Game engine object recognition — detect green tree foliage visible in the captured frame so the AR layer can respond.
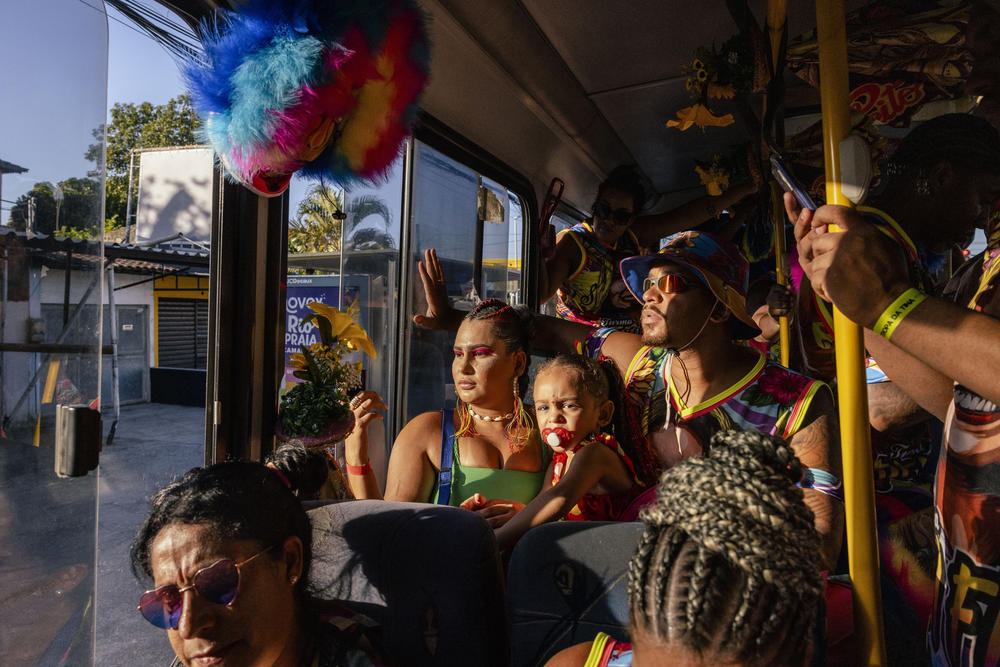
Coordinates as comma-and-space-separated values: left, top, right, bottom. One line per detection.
87, 94, 201, 229
9, 178, 101, 236
288, 184, 345, 254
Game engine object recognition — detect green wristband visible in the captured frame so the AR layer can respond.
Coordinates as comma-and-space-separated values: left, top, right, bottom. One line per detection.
873, 288, 927, 340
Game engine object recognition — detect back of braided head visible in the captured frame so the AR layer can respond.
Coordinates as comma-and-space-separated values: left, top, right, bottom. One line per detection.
627, 429, 822, 666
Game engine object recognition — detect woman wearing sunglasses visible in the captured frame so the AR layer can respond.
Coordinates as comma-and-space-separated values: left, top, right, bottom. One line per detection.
130, 461, 383, 667
538, 164, 755, 331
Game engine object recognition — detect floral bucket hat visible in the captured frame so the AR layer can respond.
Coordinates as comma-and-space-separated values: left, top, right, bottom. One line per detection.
619, 231, 760, 340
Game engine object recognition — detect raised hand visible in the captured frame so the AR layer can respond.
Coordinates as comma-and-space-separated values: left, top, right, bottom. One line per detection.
345, 390, 387, 464
412, 248, 461, 330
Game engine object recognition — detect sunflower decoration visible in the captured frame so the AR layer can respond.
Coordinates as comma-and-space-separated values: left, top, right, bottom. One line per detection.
280, 301, 376, 439
668, 34, 764, 133
693, 145, 753, 197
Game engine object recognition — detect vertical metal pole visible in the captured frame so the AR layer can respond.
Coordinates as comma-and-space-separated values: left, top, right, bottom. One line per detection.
767, 0, 791, 368
63, 249, 72, 326
106, 263, 120, 445
1, 245, 7, 432
124, 150, 136, 243
474, 175, 484, 298
816, 1, 886, 664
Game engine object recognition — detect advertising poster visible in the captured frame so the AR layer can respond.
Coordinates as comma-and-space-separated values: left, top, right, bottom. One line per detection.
283, 275, 367, 392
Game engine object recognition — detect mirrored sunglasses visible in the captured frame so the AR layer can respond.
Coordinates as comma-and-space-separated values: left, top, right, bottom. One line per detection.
592, 200, 634, 225
642, 273, 692, 294
137, 545, 277, 629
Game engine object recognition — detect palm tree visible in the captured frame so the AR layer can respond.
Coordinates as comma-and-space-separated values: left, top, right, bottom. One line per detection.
288, 184, 345, 254
344, 195, 395, 250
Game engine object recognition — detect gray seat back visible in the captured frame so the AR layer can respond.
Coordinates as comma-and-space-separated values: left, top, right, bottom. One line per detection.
506, 521, 644, 667
308, 500, 509, 667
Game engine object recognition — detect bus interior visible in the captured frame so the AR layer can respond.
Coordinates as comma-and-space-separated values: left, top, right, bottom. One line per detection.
0, 0, 991, 664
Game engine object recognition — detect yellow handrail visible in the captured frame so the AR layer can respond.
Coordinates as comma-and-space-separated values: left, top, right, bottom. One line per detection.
766, 0, 791, 368
815, 1, 887, 664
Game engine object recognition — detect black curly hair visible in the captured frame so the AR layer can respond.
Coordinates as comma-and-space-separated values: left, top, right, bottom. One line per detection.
130, 461, 312, 602
597, 165, 648, 213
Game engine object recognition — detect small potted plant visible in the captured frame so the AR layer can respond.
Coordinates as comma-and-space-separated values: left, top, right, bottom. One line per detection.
276, 301, 376, 448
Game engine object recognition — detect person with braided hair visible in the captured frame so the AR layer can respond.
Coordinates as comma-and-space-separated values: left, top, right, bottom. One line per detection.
416, 235, 843, 570
538, 165, 756, 331
546, 429, 823, 667
345, 298, 549, 525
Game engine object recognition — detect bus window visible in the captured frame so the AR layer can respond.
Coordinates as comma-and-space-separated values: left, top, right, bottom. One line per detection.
538, 210, 579, 317
401, 141, 530, 423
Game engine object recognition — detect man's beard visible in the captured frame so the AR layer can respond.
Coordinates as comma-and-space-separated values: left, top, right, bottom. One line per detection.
640, 309, 668, 346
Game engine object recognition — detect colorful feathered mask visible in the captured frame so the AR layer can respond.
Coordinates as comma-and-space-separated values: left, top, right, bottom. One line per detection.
185, 0, 430, 196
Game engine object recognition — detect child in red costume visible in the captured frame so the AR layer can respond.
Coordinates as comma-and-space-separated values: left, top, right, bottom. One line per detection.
494, 355, 642, 552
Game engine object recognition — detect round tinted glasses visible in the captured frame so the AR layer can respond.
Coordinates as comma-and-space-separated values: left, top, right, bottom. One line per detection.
137, 544, 277, 629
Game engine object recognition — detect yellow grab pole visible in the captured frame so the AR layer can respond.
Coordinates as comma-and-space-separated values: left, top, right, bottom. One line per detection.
815, 1, 886, 664
770, 183, 792, 367
766, 0, 791, 368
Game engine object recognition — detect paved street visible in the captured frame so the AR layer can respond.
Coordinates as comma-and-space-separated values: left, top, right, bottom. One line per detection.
0, 402, 204, 666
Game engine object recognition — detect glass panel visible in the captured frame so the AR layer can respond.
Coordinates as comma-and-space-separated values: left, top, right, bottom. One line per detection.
402, 142, 530, 423
0, 1, 107, 663
403, 143, 480, 421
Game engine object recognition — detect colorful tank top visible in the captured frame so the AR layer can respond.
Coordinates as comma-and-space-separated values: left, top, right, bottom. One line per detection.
929, 224, 1000, 665
555, 222, 643, 329
549, 434, 642, 522
582, 327, 831, 487
430, 416, 550, 507
584, 632, 633, 667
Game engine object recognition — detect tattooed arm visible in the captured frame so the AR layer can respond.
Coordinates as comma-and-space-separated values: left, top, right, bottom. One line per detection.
789, 387, 844, 571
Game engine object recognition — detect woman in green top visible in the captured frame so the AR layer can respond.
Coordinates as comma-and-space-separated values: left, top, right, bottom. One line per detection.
346, 269, 547, 525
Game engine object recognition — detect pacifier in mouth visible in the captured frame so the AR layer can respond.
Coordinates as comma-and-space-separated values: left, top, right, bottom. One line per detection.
542, 427, 575, 450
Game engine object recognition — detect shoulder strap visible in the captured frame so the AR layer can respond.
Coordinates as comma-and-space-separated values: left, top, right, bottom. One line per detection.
437, 409, 455, 506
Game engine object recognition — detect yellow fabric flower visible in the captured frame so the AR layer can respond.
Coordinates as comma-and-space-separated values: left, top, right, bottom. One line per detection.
306, 302, 377, 359
707, 83, 735, 99
695, 165, 730, 196
666, 104, 735, 132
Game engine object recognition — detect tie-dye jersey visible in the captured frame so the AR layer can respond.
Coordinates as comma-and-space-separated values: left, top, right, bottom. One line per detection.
582, 327, 829, 486
929, 207, 1000, 666
555, 222, 643, 328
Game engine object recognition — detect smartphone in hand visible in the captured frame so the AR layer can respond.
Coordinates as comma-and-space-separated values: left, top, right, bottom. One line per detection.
770, 155, 817, 212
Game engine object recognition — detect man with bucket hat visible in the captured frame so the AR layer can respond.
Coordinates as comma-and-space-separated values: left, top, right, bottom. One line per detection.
415, 231, 843, 568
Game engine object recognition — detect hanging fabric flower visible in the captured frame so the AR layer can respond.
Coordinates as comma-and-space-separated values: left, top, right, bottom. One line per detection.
695, 156, 730, 196
666, 104, 735, 132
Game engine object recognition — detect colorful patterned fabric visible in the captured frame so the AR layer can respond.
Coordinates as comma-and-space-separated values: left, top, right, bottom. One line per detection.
619, 231, 760, 340
787, 0, 971, 128
552, 434, 642, 522
606, 339, 827, 486
555, 222, 643, 329
584, 632, 633, 667
929, 227, 1000, 665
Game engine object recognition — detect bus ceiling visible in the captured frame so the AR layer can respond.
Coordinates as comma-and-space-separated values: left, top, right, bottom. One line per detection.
155, 0, 877, 214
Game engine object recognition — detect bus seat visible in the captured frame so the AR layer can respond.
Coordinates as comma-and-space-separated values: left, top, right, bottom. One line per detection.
507, 521, 643, 667
307, 500, 509, 667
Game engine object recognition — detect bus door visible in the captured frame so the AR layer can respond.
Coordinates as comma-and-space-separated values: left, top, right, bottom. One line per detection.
0, 1, 109, 662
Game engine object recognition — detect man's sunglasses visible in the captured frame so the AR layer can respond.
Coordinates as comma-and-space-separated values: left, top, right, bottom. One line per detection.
592, 200, 635, 226
137, 544, 278, 629
642, 273, 692, 294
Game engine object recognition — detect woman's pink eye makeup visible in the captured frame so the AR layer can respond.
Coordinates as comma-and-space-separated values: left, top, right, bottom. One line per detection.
472, 347, 493, 356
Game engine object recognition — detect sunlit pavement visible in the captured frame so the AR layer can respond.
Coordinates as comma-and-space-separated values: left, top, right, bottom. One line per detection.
96, 402, 204, 666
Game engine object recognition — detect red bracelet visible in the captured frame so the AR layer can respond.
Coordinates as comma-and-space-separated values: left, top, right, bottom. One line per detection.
346, 462, 372, 475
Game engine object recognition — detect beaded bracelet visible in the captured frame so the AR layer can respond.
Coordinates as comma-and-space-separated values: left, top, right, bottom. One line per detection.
873, 288, 927, 340
346, 462, 372, 475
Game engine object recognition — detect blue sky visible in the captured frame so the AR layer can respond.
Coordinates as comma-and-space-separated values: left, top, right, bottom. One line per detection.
1, 0, 306, 222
